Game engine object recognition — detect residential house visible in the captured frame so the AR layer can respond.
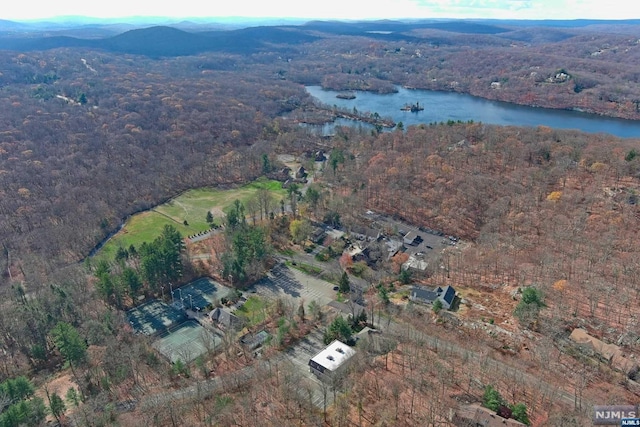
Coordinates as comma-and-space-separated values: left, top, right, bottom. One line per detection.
402, 255, 428, 272
304, 150, 327, 162
569, 328, 638, 376
352, 242, 389, 269
410, 285, 456, 310
309, 340, 356, 382
385, 238, 403, 259
240, 330, 270, 351
295, 166, 307, 179
451, 404, 527, 427
350, 225, 381, 242
328, 300, 366, 320
410, 287, 438, 305
403, 230, 421, 246
209, 307, 242, 331
311, 226, 327, 244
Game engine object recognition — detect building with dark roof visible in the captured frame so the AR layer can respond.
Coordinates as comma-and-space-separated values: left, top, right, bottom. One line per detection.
240, 330, 270, 351
403, 230, 420, 245
327, 300, 365, 319
410, 285, 456, 310
209, 307, 242, 331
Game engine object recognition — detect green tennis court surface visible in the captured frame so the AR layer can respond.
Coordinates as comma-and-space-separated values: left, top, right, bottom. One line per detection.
153, 320, 222, 363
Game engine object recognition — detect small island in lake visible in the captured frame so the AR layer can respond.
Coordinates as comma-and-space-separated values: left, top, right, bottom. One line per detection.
401, 101, 424, 112
336, 92, 356, 100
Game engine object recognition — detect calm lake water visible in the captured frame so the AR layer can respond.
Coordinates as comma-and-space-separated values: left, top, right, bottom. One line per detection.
305, 86, 640, 138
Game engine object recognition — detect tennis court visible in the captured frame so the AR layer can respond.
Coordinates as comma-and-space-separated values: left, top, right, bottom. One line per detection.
172, 277, 233, 311
153, 320, 222, 363
127, 300, 187, 336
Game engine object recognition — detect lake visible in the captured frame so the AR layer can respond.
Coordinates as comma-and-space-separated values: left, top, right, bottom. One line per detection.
305, 86, 640, 138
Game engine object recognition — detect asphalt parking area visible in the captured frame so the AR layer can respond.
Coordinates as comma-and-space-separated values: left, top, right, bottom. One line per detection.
283, 328, 334, 409
251, 263, 336, 306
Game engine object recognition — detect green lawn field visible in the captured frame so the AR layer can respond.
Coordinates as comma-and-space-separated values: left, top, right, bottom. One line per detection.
235, 295, 270, 327
97, 178, 286, 259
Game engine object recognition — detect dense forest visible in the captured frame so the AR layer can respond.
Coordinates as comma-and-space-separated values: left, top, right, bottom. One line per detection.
324, 122, 640, 342
0, 18, 640, 427
3, 20, 640, 284
0, 49, 315, 284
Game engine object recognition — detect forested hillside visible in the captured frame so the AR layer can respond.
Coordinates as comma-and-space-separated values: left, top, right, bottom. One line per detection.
323, 122, 640, 348
0, 49, 313, 283
0, 19, 640, 427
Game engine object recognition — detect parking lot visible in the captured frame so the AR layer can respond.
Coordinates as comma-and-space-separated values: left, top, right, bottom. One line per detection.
250, 263, 336, 307
241, 261, 350, 409
367, 212, 454, 259
282, 328, 334, 409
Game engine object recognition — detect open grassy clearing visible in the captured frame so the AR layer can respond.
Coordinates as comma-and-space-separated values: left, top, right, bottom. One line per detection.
235, 295, 270, 327
285, 260, 322, 276
98, 211, 196, 259
97, 179, 285, 259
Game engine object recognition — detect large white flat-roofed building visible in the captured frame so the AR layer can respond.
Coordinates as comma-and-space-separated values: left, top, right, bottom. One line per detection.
309, 340, 356, 381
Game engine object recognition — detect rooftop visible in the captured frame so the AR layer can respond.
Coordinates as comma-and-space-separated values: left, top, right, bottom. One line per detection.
438, 285, 456, 305
240, 330, 270, 350
403, 255, 428, 271
404, 230, 419, 241
454, 404, 526, 427
310, 340, 356, 372
411, 286, 438, 302
327, 301, 366, 318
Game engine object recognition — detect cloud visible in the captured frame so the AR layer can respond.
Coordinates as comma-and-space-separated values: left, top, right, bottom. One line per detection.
409, 0, 634, 19
3, 0, 637, 21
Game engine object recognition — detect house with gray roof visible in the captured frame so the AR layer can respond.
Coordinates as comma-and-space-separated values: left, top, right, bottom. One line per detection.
240, 330, 270, 351
410, 285, 456, 310
209, 307, 242, 331
403, 230, 420, 246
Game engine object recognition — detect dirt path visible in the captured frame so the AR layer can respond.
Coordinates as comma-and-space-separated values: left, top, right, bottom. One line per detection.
151, 208, 189, 227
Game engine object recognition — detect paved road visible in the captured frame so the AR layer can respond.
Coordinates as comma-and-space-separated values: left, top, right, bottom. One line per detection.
187, 228, 220, 243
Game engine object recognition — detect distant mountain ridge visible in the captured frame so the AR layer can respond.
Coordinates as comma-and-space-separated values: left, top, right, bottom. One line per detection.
2, 18, 640, 57
0, 20, 512, 57
0, 25, 320, 56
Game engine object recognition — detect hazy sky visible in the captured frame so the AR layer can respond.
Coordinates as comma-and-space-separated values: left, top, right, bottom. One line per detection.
3, 0, 638, 21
